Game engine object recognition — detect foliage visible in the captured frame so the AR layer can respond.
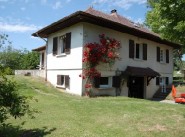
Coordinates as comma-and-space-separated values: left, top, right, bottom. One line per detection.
145, 0, 185, 70
0, 34, 39, 70
145, 0, 185, 51
19, 50, 39, 70
0, 65, 13, 75
0, 34, 35, 124
0, 71, 33, 124
79, 34, 121, 94
0, 34, 11, 49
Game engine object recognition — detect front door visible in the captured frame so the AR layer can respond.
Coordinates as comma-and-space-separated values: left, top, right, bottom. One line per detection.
128, 76, 144, 99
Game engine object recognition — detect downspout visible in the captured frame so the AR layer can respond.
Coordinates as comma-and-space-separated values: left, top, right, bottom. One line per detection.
36, 33, 48, 81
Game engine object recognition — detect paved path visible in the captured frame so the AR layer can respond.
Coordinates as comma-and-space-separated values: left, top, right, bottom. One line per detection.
159, 100, 176, 104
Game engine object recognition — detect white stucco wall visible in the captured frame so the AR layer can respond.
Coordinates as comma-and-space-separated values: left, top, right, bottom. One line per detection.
83, 22, 174, 98
45, 22, 174, 98
46, 23, 84, 95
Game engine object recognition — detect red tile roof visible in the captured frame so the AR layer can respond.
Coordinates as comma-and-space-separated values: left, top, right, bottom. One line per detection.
85, 7, 159, 37
32, 45, 46, 51
32, 7, 181, 49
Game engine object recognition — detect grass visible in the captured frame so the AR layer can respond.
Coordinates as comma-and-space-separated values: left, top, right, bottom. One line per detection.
1, 76, 185, 137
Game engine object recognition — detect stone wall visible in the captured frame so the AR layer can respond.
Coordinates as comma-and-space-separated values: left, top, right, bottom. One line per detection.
15, 70, 46, 78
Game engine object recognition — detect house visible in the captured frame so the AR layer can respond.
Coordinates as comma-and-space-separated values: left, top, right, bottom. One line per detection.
32, 45, 46, 70
32, 7, 181, 99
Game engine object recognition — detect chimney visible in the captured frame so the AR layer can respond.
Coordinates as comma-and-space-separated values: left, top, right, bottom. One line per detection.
111, 9, 117, 14
111, 9, 117, 16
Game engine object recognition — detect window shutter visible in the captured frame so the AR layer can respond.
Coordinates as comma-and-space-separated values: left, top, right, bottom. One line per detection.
57, 75, 61, 85
65, 32, 71, 53
156, 77, 159, 85
65, 75, 70, 88
129, 40, 134, 59
112, 76, 121, 88
143, 43, 147, 60
93, 77, 100, 88
157, 47, 160, 62
166, 49, 169, 63
166, 77, 169, 85
53, 37, 58, 55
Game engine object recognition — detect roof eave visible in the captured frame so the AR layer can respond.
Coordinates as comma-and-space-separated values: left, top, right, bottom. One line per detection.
32, 11, 182, 49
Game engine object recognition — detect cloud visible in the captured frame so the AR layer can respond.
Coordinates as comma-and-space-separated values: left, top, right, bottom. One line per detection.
0, 22, 40, 33
41, 0, 47, 4
20, 7, 26, 11
52, 1, 62, 9
92, 0, 147, 10
66, 0, 71, 3
134, 18, 144, 24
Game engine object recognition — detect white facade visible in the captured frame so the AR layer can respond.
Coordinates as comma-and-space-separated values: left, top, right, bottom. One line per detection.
44, 22, 174, 98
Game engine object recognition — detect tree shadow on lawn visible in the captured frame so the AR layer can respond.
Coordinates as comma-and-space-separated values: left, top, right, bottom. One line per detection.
0, 123, 56, 137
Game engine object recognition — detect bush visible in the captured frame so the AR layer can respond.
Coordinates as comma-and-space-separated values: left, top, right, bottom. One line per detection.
0, 75, 32, 124
3, 67, 14, 75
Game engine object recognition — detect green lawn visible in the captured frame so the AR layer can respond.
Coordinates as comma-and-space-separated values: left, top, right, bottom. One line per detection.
1, 76, 185, 137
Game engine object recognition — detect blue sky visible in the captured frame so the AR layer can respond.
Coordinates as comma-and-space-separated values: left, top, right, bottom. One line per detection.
0, 0, 148, 51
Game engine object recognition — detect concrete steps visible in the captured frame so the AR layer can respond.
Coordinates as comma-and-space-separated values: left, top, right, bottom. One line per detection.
153, 87, 171, 99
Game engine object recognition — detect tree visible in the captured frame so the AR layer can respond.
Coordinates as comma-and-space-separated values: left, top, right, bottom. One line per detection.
0, 34, 34, 124
20, 50, 39, 70
145, 0, 185, 70
0, 34, 39, 71
0, 69, 31, 124
146, 0, 185, 49
0, 46, 22, 70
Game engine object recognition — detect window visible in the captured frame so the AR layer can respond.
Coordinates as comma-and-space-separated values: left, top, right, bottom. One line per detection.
100, 77, 111, 88
135, 43, 143, 59
156, 77, 169, 85
129, 40, 147, 60
156, 47, 169, 63
93, 76, 121, 88
59, 35, 66, 54
57, 75, 70, 89
41, 52, 44, 67
160, 50, 164, 62
53, 32, 71, 56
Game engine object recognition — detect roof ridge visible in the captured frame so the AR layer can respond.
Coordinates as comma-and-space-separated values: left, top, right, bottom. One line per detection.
84, 7, 159, 37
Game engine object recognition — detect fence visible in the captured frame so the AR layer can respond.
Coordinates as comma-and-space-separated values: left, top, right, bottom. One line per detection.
15, 70, 46, 78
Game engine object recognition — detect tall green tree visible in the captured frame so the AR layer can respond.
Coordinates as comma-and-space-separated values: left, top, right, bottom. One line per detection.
20, 50, 39, 70
0, 34, 39, 70
146, 0, 185, 49
145, 0, 185, 70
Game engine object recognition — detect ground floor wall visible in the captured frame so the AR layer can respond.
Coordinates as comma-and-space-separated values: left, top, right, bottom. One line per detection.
47, 69, 83, 96
88, 71, 173, 99
45, 69, 172, 99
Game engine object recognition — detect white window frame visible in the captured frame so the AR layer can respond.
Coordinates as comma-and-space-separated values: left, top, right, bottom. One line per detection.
99, 76, 112, 88
57, 75, 69, 89
135, 43, 143, 60
160, 49, 165, 63
57, 75, 65, 88
56, 35, 67, 57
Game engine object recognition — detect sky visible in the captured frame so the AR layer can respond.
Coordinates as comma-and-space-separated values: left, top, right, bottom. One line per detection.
0, 0, 148, 51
